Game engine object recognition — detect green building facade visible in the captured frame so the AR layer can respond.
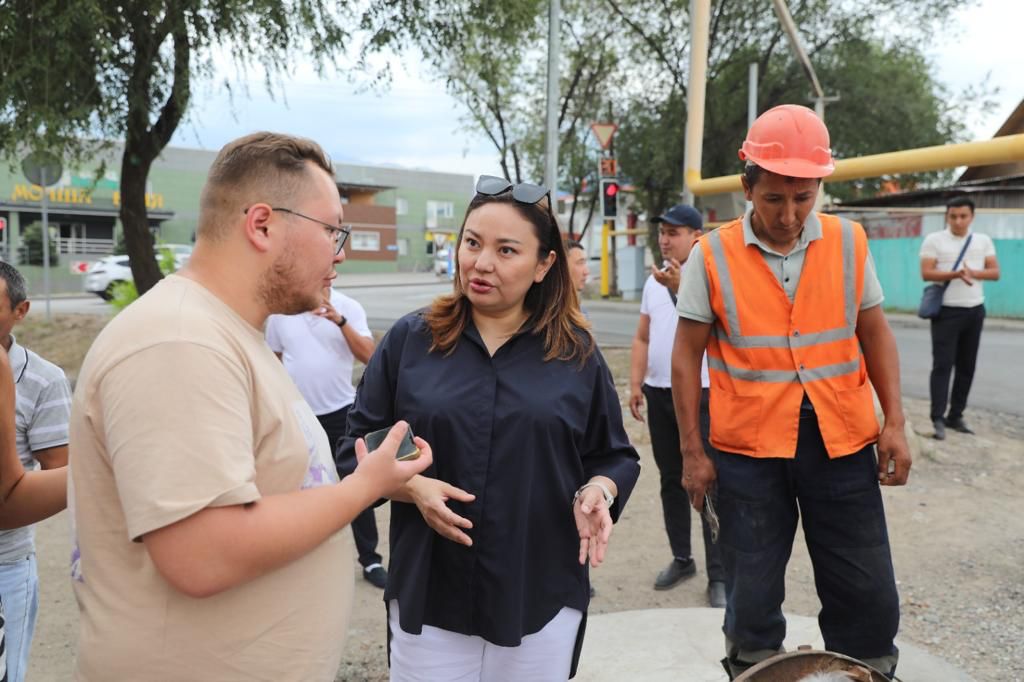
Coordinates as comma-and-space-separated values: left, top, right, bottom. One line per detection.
0, 145, 473, 292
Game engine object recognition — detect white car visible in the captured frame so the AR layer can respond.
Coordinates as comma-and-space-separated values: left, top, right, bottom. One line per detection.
85, 244, 192, 300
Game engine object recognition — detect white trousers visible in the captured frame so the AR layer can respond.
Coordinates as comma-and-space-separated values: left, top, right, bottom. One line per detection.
388, 600, 583, 682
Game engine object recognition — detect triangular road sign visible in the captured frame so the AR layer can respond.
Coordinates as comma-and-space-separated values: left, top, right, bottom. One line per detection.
590, 122, 619, 150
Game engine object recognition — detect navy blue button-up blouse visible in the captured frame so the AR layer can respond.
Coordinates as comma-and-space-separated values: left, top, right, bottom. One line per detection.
337, 311, 640, 648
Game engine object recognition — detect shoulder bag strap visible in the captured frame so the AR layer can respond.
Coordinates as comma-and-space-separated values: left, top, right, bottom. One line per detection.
942, 234, 973, 290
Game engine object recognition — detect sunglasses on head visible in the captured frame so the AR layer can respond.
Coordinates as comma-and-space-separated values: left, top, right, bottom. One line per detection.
475, 175, 550, 205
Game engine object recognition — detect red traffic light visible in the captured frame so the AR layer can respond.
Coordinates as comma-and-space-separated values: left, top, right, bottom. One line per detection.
604, 182, 619, 197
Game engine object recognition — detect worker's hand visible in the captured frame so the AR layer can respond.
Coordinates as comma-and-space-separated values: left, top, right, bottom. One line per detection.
877, 421, 912, 486
352, 422, 433, 500
651, 258, 681, 297
629, 387, 645, 422
573, 486, 613, 568
957, 267, 975, 286
407, 476, 476, 546
681, 442, 717, 512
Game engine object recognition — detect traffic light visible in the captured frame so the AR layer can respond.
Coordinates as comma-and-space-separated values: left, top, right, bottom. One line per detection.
601, 179, 620, 219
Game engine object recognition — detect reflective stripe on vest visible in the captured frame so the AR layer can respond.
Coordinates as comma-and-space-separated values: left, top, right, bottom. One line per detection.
702, 213, 879, 459
706, 217, 857, 378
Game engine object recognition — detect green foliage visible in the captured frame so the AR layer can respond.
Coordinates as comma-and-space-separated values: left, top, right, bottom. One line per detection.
113, 231, 128, 256
0, 0, 354, 294
378, 0, 992, 244
16, 223, 60, 267
610, 0, 990, 214
108, 280, 139, 312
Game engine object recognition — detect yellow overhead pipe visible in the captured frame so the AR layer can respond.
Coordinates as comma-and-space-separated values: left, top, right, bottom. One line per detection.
682, 0, 1024, 199
685, 134, 1024, 197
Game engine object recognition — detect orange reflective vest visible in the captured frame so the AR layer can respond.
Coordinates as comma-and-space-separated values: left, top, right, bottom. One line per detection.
702, 213, 879, 459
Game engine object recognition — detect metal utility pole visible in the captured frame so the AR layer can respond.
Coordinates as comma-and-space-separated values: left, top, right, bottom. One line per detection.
748, 63, 759, 129
544, 0, 561, 196
21, 152, 63, 321
682, 0, 711, 205
770, 0, 839, 120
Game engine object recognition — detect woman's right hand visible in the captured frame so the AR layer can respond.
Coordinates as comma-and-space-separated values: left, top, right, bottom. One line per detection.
408, 477, 476, 546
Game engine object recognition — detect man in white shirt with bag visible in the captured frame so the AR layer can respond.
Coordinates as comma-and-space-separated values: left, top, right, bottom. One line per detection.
919, 197, 1000, 440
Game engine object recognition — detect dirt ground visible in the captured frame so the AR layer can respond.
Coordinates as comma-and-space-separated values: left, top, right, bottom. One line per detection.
19, 319, 1024, 681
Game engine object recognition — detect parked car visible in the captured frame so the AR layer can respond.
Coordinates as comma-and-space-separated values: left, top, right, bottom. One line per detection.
85, 244, 192, 300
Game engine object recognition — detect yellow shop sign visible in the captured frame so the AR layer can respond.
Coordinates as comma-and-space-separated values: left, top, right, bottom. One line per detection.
10, 184, 165, 210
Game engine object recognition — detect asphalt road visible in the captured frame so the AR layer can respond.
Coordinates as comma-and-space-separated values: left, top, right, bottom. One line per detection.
38, 285, 1023, 417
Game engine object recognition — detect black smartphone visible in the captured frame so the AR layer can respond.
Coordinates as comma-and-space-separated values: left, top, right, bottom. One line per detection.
363, 425, 420, 461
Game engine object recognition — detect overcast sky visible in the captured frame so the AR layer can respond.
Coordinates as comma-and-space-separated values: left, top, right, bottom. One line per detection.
170, 0, 1022, 182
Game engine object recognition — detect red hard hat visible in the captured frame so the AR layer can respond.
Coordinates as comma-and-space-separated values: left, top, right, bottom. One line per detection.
739, 104, 835, 178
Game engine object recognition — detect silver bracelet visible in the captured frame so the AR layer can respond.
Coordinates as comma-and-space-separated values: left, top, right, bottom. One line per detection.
573, 482, 614, 509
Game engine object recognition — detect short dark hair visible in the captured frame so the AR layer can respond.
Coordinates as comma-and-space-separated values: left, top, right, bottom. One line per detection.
946, 196, 975, 214
565, 239, 584, 251
0, 262, 27, 308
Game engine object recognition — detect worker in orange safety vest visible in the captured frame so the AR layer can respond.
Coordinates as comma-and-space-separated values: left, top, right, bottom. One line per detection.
670, 104, 911, 680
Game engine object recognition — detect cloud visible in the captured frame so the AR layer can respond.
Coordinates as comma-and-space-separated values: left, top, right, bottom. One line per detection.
926, 0, 1022, 138
172, 54, 505, 178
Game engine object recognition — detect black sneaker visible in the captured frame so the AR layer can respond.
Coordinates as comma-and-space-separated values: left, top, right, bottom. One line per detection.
363, 565, 387, 589
654, 557, 697, 590
946, 417, 974, 434
932, 419, 946, 441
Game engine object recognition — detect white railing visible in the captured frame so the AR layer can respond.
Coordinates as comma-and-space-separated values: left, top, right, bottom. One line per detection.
57, 237, 115, 256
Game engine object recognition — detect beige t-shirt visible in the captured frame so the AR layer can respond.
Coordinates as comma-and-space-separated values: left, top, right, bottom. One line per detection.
69, 275, 352, 681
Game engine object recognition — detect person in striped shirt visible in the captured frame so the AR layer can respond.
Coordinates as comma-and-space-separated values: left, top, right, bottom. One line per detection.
0, 263, 71, 682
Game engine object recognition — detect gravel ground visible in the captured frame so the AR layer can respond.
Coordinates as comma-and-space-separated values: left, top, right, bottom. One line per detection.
27, 347, 1024, 681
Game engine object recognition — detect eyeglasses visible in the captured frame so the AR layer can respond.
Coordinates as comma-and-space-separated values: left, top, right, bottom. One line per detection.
244, 206, 350, 255
475, 175, 550, 205
273, 207, 350, 255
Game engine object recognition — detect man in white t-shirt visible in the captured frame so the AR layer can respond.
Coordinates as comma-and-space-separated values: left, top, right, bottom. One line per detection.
628, 204, 724, 607
919, 197, 1000, 440
266, 286, 388, 588
68, 132, 431, 680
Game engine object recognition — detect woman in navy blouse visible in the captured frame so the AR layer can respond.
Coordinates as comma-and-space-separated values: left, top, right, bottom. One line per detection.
339, 176, 640, 680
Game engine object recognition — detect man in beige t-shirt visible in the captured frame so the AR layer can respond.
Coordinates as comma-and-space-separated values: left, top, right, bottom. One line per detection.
69, 132, 432, 681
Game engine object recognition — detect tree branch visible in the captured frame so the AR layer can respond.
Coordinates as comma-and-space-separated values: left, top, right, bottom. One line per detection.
604, 0, 685, 92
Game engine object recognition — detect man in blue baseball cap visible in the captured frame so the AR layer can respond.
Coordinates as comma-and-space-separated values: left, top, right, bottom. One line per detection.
629, 204, 725, 605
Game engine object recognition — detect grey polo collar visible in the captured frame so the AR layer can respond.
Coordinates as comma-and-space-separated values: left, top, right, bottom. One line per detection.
7, 334, 29, 383
742, 208, 823, 255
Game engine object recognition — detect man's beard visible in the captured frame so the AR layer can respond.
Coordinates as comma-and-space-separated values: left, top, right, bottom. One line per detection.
257, 244, 319, 316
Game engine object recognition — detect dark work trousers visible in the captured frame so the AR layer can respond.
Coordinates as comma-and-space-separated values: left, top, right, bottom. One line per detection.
929, 304, 986, 422
318, 405, 383, 569
716, 408, 900, 674
643, 385, 725, 582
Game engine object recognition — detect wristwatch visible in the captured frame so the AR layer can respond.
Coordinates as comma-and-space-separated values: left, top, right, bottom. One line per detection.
336, 316, 348, 329
573, 482, 615, 509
